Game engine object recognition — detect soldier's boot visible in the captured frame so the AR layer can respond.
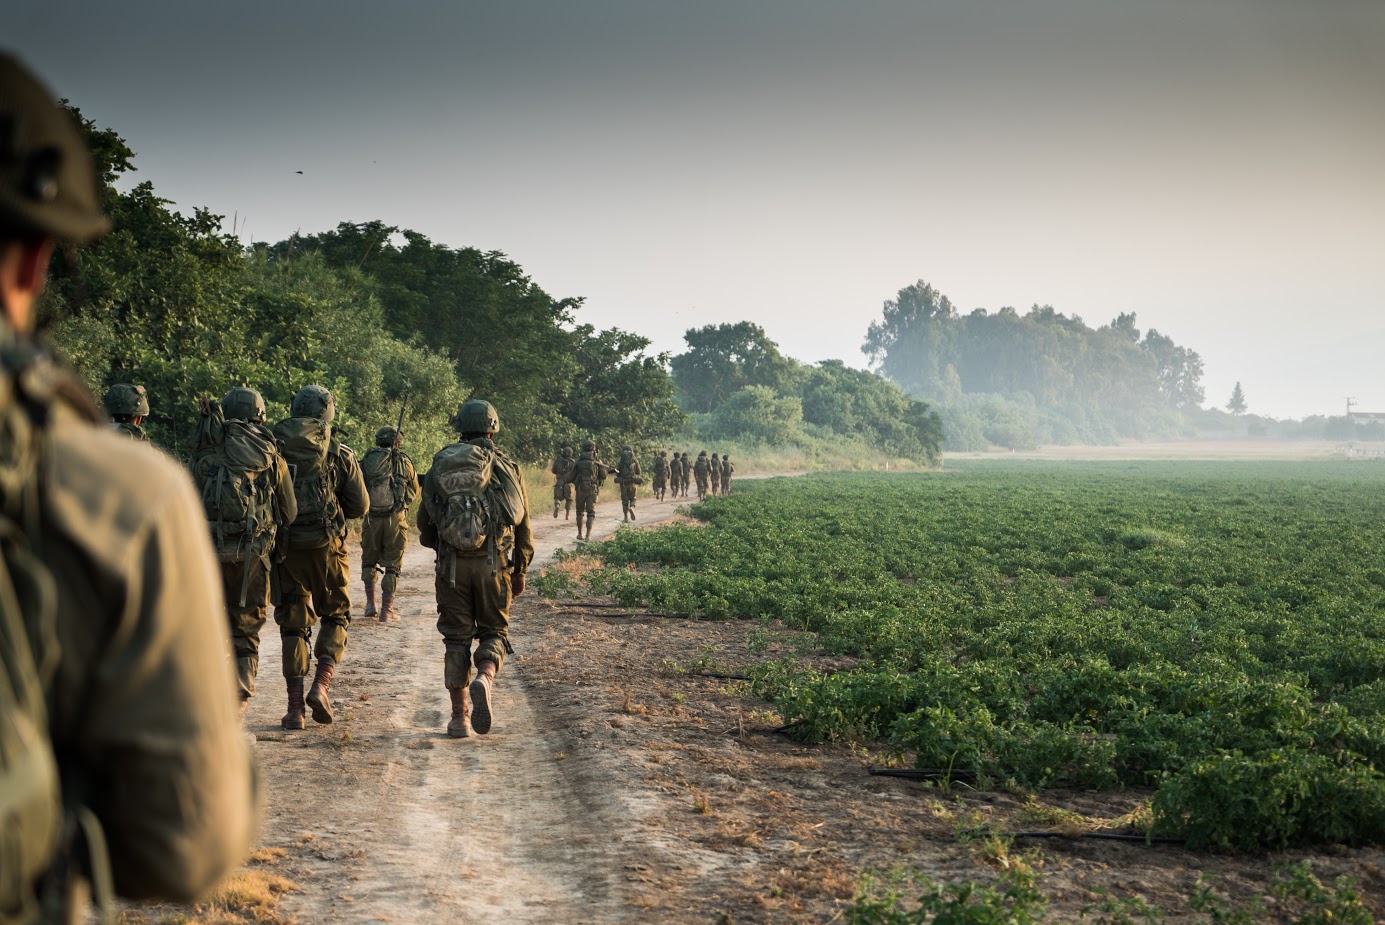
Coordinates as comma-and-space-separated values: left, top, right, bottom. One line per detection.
237, 697, 250, 723
629, 503, 636, 520
565, 502, 572, 520
363, 583, 378, 619
622, 502, 629, 522
586, 513, 595, 539
380, 593, 399, 622
553, 500, 560, 518
306, 657, 337, 725
469, 660, 498, 734
281, 678, 306, 730
446, 687, 472, 738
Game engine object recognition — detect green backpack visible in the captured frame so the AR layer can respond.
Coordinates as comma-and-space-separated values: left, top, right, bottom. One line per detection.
190, 405, 279, 567
427, 442, 525, 576
274, 417, 341, 549
361, 447, 411, 515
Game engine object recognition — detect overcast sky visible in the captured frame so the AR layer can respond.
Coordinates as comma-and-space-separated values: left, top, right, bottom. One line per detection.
12, 0, 1384, 419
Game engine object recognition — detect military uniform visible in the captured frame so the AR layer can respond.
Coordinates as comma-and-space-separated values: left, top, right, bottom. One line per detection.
189, 387, 297, 711
272, 385, 369, 729
0, 54, 256, 918
550, 446, 575, 518
417, 400, 534, 738
709, 451, 722, 495
103, 383, 151, 443
693, 450, 711, 500
680, 451, 692, 496
652, 451, 669, 501
721, 454, 735, 494
615, 446, 642, 521
360, 426, 420, 622
564, 442, 608, 540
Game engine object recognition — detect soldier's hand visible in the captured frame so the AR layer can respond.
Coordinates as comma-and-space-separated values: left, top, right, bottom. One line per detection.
510, 571, 526, 597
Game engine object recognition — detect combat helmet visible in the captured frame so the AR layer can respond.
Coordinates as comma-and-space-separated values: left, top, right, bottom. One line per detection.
0, 55, 111, 243
375, 425, 398, 447
581, 440, 596, 453
103, 383, 149, 417
453, 399, 499, 435
221, 386, 265, 422
291, 384, 335, 422
562, 445, 573, 457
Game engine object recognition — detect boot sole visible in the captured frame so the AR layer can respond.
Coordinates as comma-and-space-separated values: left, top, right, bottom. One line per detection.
447, 721, 472, 738
307, 690, 334, 724
282, 716, 305, 730
469, 678, 493, 734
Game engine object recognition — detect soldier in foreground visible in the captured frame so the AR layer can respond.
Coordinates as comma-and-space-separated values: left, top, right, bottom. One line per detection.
615, 444, 642, 521
273, 385, 369, 729
103, 382, 151, 441
550, 444, 575, 518
190, 387, 297, 721
0, 53, 256, 919
721, 453, 735, 494
652, 449, 669, 501
566, 439, 608, 540
417, 400, 533, 737
360, 425, 419, 622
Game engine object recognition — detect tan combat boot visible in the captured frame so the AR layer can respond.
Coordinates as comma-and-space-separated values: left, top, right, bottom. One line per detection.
306, 657, 336, 724
447, 687, 472, 738
380, 593, 399, 622
586, 513, 595, 539
363, 583, 377, 619
469, 660, 498, 734
281, 678, 306, 730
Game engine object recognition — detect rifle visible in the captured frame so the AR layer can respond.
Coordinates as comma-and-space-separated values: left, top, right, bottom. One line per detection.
389, 392, 408, 511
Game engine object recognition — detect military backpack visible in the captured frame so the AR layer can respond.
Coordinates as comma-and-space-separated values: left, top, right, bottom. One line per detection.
190, 403, 280, 566
274, 417, 342, 548
361, 447, 414, 515
427, 441, 526, 572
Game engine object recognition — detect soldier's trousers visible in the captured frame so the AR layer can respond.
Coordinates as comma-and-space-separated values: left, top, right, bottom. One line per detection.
222, 555, 270, 701
575, 487, 600, 517
620, 482, 637, 510
362, 510, 408, 594
435, 552, 511, 689
652, 474, 666, 496
722, 475, 733, 493
695, 476, 709, 498
275, 535, 352, 678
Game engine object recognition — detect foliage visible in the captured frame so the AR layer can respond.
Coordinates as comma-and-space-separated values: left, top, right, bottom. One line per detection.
571, 461, 1385, 848
848, 869, 1046, 925
1226, 382, 1248, 415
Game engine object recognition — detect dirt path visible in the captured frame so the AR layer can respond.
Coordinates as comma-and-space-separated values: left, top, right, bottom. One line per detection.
244, 492, 686, 924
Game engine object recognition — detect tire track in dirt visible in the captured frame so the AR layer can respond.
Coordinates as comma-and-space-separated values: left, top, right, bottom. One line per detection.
245, 493, 688, 924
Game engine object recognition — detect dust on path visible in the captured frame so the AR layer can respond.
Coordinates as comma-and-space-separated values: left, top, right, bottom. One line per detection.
245, 492, 687, 924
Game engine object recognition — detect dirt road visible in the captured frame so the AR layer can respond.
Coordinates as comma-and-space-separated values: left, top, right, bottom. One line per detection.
244, 493, 681, 924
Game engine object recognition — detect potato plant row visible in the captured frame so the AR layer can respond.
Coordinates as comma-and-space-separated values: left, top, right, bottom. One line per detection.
581, 461, 1385, 849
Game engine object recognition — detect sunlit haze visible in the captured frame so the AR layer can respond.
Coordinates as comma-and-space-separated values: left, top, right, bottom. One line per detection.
13, 0, 1383, 419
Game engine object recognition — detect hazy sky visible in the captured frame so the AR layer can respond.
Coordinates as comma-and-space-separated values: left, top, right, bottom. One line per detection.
13, 1, 1384, 419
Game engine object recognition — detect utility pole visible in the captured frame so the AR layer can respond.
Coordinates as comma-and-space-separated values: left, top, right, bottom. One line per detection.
1346, 397, 1357, 416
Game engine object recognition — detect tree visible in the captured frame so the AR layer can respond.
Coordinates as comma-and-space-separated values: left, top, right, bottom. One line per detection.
1227, 382, 1248, 415
670, 322, 798, 414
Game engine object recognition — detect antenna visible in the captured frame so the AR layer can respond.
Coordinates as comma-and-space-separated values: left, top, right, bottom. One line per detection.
1346, 396, 1357, 416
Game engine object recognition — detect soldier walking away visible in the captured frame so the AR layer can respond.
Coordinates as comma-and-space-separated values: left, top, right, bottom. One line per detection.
360, 424, 419, 623
652, 449, 669, 501
565, 440, 608, 539
103, 382, 151, 442
680, 450, 692, 496
0, 53, 256, 920
550, 444, 575, 518
709, 450, 722, 496
693, 450, 711, 500
272, 384, 369, 729
190, 387, 297, 725
417, 399, 533, 738
667, 452, 680, 498
721, 453, 735, 494
615, 444, 642, 521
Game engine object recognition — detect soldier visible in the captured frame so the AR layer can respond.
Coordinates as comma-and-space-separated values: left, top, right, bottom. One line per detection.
680, 450, 692, 496
103, 382, 151, 441
667, 451, 680, 498
693, 450, 711, 500
615, 444, 642, 521
360, 425, 420, 623
565, 439, 608, 540
652, 449, 670, 501
550, 444, 575, 518
709, 449, 722, 496
272, 384, 369, 729
417, 399, 533, 737
190, 386, 297, 723
0, 54, 255, 917
722, 453, 735, 494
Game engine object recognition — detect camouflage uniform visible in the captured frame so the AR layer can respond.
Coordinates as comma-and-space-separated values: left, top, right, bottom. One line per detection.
652, 450, 669, 501
360, 425, 420, 622
680, 451, 692, 496
550, 445, 575, 518
709, 451, 722, 495
693, 450, 711, 500
103, 382, 151, 442
615, 445, 642, 521
272, 385, 369, 728
721, 454, 735, 494
564, 441, 608, 540
417, 400, 534, 737
0, 54, 256, 917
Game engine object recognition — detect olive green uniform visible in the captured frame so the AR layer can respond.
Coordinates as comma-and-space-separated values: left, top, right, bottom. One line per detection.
112, 420, 149, 442
652, 453, 669, 500
693, 451, 711, 500
272, 428, 369, 678
721, 455, 735, 494
680, 453, 692, 495
566, 450, 608, 519
417, 437, 535, 688
551, 451, 575, 517
21, 358, 258, 904
361, 448, 419, 596
709, 454, 722, 495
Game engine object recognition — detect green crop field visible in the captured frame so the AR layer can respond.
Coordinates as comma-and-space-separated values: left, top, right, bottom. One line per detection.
564, 461, 1385, 850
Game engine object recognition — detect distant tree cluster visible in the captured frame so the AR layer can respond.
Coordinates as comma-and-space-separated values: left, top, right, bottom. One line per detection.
862, 281, 1207, 449
671, 322, 943, 465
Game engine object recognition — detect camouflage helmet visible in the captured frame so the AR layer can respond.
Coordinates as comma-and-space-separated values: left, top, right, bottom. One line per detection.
581, 440, 596, 452
659, 450, 667, 457
221, 386, 265, 422
453, 399, 499, 434
0, 55, 111, 243
375, 425, 398, 447
102, 383, 148, 417
562, 445, 573, 457
291, 384, 335, 422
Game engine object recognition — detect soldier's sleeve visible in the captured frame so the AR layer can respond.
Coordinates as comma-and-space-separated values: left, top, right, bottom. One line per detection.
334, 443, 369, 520
404, 454, 420, 503
274, 455, 298, 526
512, 472, 534, 574
416, 473, 438, 549
44, 429, 259, 902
